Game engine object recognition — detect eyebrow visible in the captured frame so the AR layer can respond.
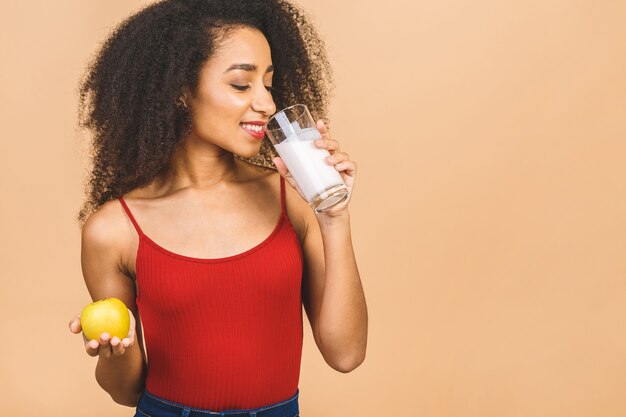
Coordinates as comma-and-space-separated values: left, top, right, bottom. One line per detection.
224, 63, 274, 73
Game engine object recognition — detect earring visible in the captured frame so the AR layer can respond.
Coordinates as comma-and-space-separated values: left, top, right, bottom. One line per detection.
175, 96, 192, 137
176, 97, 187, 109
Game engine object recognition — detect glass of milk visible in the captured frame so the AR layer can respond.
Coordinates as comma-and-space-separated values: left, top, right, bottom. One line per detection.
264, 104, 349, 213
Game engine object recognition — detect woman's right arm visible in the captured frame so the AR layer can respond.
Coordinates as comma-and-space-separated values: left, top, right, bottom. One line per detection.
69, 202, 147, 407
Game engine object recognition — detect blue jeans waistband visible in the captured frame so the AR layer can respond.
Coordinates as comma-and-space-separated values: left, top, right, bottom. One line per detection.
135, 388, 300, 417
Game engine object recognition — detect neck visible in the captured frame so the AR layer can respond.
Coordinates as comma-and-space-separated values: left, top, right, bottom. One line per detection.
157, 137, 241, 191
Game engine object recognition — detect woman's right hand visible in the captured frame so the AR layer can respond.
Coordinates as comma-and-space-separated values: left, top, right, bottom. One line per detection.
68, 308, 136, 358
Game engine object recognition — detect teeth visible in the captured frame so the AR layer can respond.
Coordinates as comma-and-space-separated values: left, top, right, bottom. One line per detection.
241, 123, 263, 132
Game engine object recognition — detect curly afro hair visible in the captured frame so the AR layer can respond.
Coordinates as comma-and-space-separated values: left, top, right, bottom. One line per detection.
76, 0, 333, 226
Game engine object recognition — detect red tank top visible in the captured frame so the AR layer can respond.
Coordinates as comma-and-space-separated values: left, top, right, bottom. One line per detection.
118, 176, 303, 411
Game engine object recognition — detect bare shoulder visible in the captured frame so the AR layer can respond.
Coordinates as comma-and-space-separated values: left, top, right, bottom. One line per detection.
82, 199, 131, 244
81, 198, 136, 278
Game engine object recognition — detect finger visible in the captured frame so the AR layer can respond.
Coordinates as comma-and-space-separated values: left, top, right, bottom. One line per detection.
272, 157, 297, 186
69, 316, 82, 334
128, 308, 136, 326
121, 337, 132, 349
316, 119, 331, 140
110, 336, 126, 357
272, 157, 289, 178
333, 160, 357, 176
315, 138, 340, 153
325, 152, 350, 165
126, 325, 135, 341
98, 333, 112, 359
126, 325, 136, 342
272, 157, 307, 200
123, 308, 136, 348
85, 339, 100, 357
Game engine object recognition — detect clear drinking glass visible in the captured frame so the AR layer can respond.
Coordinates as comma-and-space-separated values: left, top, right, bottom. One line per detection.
264, 104, 349, 213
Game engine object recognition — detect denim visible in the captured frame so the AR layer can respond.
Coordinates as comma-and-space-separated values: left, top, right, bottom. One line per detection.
134, 388, 300, 417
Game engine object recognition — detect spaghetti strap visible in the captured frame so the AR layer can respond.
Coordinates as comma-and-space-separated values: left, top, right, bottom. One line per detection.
118, 197, 144, 237
279, 175, 286, 214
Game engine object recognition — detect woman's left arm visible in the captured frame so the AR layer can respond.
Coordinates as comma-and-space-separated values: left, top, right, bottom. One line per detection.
309, 209, 368, 373
273, 120, 368, 373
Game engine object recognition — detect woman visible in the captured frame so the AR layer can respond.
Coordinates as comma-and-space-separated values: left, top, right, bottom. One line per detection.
68, 1, 367, 416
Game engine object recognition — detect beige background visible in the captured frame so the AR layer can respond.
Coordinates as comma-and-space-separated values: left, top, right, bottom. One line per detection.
1, 0, 625, 416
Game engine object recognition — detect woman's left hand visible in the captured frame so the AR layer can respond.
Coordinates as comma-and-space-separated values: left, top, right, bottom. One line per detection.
273, 119, 356, 217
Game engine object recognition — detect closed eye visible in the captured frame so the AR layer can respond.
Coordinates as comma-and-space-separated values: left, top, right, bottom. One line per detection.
231, 84, 274, 93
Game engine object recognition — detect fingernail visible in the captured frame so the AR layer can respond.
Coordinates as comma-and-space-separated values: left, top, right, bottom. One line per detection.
326, 156, 335, 163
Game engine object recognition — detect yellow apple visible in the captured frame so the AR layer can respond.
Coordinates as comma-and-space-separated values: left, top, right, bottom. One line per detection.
80, 297, 130, 341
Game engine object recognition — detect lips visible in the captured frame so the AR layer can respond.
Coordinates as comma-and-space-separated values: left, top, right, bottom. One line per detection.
240, 121, 266, 139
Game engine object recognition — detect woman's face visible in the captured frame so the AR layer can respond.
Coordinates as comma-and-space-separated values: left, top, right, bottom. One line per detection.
185, 26, 277, 158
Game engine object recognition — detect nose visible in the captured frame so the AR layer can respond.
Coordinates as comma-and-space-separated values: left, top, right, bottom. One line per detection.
251, 86, 276, 117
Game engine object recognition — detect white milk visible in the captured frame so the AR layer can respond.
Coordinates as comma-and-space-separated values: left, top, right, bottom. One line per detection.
274, 127, 345, 202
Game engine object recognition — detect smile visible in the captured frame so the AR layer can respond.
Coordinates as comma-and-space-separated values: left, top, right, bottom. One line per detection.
240, 123, 265, 139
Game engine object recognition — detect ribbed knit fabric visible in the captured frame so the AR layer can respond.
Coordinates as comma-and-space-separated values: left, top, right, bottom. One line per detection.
118, 176, 303, 411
